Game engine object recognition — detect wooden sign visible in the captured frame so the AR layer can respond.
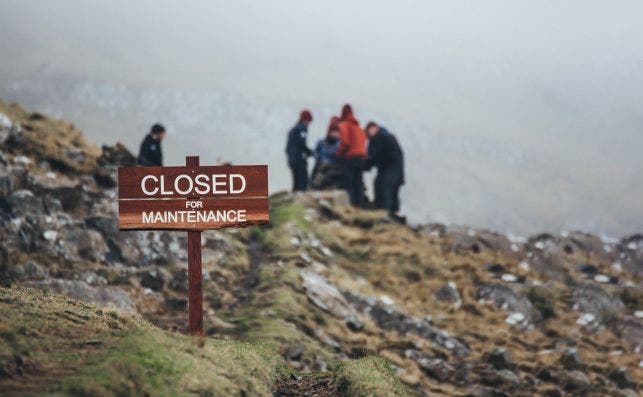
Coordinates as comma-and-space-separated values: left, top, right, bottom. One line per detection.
117, 156, 269, 335
118, 163, 269, 230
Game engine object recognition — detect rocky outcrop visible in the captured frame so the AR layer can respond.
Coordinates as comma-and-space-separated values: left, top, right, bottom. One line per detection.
0, 103, 640, 396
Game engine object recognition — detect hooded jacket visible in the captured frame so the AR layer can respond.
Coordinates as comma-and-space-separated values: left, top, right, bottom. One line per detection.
336, 114, 367, 159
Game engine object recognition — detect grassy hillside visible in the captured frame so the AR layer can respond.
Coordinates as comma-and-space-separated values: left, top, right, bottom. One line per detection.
1, 102, 639, 396
0, 287, 407, 396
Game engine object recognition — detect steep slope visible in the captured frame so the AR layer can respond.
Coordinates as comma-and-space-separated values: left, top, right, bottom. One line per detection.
0, 102, 641, 396
0, 286, 280, 396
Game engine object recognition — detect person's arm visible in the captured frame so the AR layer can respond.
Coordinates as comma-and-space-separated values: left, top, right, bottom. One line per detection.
364, 136, 380, 170
296, 127, 312, 157
154, 146, 163, 166
149, 141, 162, 166
314, 140, 323, 161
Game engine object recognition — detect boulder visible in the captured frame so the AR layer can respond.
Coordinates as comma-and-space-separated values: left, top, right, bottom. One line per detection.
405, 349, 453, 382
434, 282, 462, 308
563, 370, 592, 393
607, 367, 636, 389
483, 348, 514, 370
558, 349, 585, 370
12, 261, 48, 280
0, 169, 13, 197
300, 270, 357, 321
614, 318, 643, 351
478, 368, 520, 388
344, 290, 470, 356
61, 228, 109, 262
169, 268, 188, 292
477, 283, 540, 325
572, 284, 625, 325
8, 190, 43, 217
97, 143, 136, 167
25, 278, 133, 312
164, 297, 187, 311
619, 234, 642, 276
85, 216, 118, 238
140, 268, 166, 291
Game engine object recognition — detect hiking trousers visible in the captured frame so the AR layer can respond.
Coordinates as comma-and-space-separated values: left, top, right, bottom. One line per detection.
340, 157, 365, 207
289, 161, 308, 192
374, 167, 403, 213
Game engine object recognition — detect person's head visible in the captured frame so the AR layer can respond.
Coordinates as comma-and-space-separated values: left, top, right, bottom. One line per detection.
341, 104, 353, 120
150, 123, 166, 141
299, 109, 313, 125
327, 126, 340, 143
365, 121, 380, 138
324, 116, 340, 143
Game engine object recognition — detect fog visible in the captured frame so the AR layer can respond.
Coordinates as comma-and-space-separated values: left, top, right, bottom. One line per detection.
1, 0, 642, 236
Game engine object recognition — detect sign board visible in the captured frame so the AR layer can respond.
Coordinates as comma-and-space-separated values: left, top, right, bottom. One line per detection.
117, 156, 269, 335
118, 164, 269, 230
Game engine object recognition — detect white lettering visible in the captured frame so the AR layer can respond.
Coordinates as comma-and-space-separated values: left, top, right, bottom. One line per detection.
212, 174, 227, 194
186, 201, 203, 208
142, 212, 154, 223
160, 175, 172, 195
167, 211, 177, 223
229, 174, 246, 194
154, 212, 164, 223
141, 175, 159, 196
139, 209, 249, 224
207, 211, 215, 222
174, 174, 193, 195
197, 211, 207, 222
187, 211, 196, 223
238, 209, 247, 222
194, 174, 210, 195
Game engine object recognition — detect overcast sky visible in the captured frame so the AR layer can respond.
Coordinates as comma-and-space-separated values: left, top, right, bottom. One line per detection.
1, 0, 642, 236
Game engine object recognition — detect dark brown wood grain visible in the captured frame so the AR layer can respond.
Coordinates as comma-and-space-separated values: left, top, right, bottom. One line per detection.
117, 165, 268, 199
185, 156, 204, 336
118, 197, 269, 230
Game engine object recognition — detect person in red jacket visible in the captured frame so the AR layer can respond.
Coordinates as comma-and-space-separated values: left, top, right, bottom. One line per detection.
336, 104, 367, 206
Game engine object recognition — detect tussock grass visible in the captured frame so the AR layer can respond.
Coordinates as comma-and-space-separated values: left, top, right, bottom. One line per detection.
0, 287, 280, 396
335, 356, 409, 397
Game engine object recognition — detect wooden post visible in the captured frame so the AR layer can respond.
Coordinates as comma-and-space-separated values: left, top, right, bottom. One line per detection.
117, 158, 269, 335
186, 155, 203, 336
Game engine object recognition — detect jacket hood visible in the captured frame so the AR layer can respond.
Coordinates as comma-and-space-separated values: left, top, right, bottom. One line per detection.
342, 114, 359, 125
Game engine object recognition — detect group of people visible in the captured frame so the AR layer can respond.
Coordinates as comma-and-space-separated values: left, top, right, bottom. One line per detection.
135, 104, 406, 221
286, 104, 405, 221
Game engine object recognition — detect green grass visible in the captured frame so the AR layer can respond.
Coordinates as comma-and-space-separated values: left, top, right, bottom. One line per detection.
62, 330, 279, 397
270, 202, 309, 230
0, 287, 281, 397
1, 286, 408, 396
335, 356, 409, 397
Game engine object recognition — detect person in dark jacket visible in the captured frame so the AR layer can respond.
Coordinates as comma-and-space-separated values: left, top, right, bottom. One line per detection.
286, 110, 314, 191
365, 121, 405, 220
311, 116, 343, 190
137, 123, 166, 166
337, 104, 367, 206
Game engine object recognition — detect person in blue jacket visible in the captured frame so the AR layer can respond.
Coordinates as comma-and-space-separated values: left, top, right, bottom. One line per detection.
364, 121, 405, 221
286, 110, 313, 191
311, 116, 340, 183
137, 123, 166, 166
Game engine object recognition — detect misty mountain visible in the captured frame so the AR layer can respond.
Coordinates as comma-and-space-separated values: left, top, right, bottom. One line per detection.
1, 0, 642, 236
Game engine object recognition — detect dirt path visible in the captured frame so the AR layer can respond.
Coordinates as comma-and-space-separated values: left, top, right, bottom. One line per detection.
274, 373, 339, 397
